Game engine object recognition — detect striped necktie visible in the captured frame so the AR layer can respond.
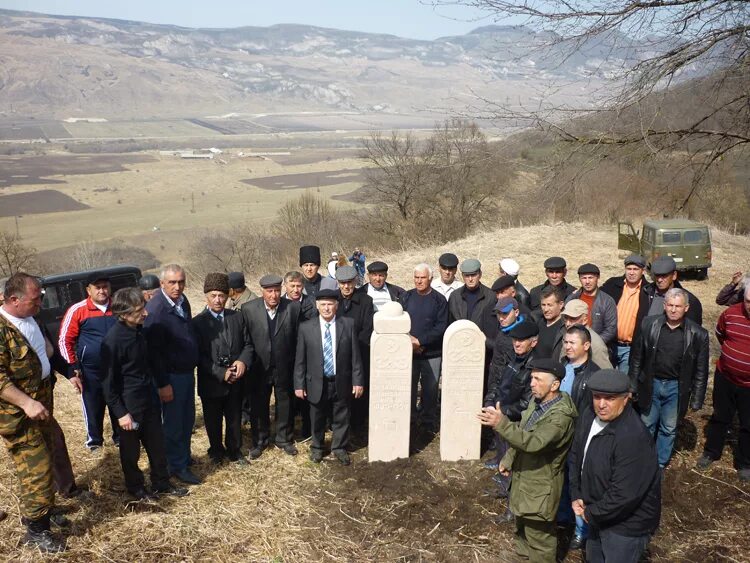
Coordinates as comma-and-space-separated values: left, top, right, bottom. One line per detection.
323, 322, 334, 377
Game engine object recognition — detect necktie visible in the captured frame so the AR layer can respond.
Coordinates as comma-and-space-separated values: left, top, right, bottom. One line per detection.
323, 322, 334, 377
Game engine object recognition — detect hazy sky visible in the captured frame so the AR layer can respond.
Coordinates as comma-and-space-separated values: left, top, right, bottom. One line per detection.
0, 1, 512, 40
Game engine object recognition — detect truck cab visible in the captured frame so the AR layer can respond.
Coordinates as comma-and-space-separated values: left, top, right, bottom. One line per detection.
38, 265, 142, 342
618, 220, 712, 279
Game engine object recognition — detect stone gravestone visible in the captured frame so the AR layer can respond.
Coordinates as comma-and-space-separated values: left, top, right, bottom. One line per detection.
369, 301, 412, 462
440, 320, 486, 461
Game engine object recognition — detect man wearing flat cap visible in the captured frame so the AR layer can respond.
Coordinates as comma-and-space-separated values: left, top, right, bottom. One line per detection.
601, 255, 650, 374
138, 274, 160, 302
358, 261, 405, 312
299, 245, 323, 300
479, 357, 577, 562
568, 369, 661, 563
294, 289, 364, 465
227, 272, 257, 311
643, 257, 703, 329
492, 275, 532, 318
499, 258, 530, 309
448, 259, 497, 345
192, 273, 253, 464
240, 274, 301, 459
58, 271, 119, 451
431, 253, 463, 299
335, 265, 374, 431
529, 257, 577, 314
566, 263, 618, 347
559, 300, 613, 369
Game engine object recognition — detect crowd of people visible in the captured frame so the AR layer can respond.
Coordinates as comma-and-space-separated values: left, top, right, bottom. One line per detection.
0, 245, 748, 559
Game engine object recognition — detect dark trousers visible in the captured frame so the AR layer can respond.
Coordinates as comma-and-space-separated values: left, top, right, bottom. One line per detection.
586, 528, 650, 563
81, 370, 120, 448
118, 407, 170, 494
201, 387, 243, 459
160, 372, 195, 473
704, 370, 750, 468
249, 374, 293, 447
310, 377, 351, 453
293, 396, 311, 438
49, 388, 76, 496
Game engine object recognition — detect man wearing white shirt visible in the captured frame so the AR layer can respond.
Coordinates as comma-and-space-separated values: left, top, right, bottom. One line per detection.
294, 289, 364, 465
0, 273, 66, 552
431, 253, 463, 299
358, 261, 405, 312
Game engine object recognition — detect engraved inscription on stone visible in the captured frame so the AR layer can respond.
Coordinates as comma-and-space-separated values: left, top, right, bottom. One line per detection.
440, 320, 486, 461
369, 303, 412, 462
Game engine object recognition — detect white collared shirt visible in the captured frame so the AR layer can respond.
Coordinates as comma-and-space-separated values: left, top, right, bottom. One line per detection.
319, 316, 337, 375
265, 302, 277, 320
210, 309, 224, 322
431, 278, 463, 299
0, 307, 51, 379
161, 289, 186, 317
367, 284, 392, 312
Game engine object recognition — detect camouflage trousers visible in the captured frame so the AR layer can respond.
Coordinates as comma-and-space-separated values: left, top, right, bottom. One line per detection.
1, 380, 55, 521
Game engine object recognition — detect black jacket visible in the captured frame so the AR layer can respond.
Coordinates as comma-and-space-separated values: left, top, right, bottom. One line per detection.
447, 283, 498, 351
337, 291, 374, 354
192, 308, 253, 399
564, 359, 600, 413
101, 321, 159, 419
628, 315, 709, 418
601, 275, 648, 344
568, 404, 661, 537
487, 330, 514, 391
485, 352, 534, 421
515, 280, 531, 309
357, 282, 406, 304
637, 281, 702, 341
529, 279, 577, 313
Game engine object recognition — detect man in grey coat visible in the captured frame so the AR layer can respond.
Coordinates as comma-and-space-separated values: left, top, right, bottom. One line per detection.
566, 263, 618, 347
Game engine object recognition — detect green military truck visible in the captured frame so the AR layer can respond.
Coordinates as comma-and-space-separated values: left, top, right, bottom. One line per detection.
618, 219, 712, 280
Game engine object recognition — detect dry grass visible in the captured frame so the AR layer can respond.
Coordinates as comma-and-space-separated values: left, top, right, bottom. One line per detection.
1, 222, 749, 561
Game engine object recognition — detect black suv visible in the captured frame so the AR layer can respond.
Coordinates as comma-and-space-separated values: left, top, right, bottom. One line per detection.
38, 265, 142, 341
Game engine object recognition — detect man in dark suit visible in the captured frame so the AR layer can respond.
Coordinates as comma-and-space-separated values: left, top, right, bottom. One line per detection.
357, 261, 405, 312
192, 273, 253, 464
294, 289, 364, 465
241, 274, 301, 459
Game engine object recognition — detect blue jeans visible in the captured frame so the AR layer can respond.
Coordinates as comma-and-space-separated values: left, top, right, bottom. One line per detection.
160, 372, 196, 473
586, 529, 650, 563
411, 356, 442, 430
640, 378, 679, 467
615, 345, 631, 375
557, 459, 589, 538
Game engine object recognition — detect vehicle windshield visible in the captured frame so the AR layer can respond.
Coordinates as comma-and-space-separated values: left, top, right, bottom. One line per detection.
683, 229, 705, 243
661, 231, 681, 244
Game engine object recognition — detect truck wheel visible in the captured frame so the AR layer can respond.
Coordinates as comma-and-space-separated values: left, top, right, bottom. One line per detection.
696, 268, 708, 281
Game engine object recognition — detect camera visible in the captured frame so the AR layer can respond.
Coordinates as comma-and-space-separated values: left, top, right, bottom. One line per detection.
217, 355, 232, 368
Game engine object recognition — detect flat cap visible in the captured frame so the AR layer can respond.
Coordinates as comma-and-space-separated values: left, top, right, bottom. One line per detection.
544, 257, 567, 270
228, 271, 246, 289
491, 275, 516, 292
587, 369, 630, 395
508, 320, 539, 339
499, 258, 520, 276
299, 245, 321, 266
203, 272, 229, 294
138, 274, 160, 291
561, 299, 589, 318
259, 274, 283, 288
86, 271, 110, 285
367, 261, 388, 273
460, 258, 482, 274
624, 254, 646, 268
577, 263, 600, 276
316, 288, 339, 300
494, 296, 518, 314
438, 253, 459, 268
320, 277, 339, 291
651, 256, 677, 275
335, 265, 358, 282
529, 358, 565, 380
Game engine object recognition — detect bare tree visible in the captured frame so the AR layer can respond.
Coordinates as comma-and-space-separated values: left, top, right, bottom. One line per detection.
436, 0, 750, 210
0, 229, 37, 276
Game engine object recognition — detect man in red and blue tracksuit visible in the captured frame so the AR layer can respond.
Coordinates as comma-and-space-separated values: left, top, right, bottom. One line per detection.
58, 272, 119, 451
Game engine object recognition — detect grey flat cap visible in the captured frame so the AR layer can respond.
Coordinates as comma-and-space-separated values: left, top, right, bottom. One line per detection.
335, 265, 358, 282
544, 256, 567, 270
651, 256, 677, 275
460, 258, 482, 274
259, 274, 283, 288
587, 369, 630, 395
624, 254, 646, 268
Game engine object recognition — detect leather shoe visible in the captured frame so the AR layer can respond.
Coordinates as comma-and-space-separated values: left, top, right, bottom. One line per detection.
153, 484, 189, 497
310, 450, 324, 463
50, 513, 70, 528
334, 450, 351, 466
278, 443, 298, 456
492, 509, 514, 525
130, 488, 158, 501
173, 468, 201, 485
247, 442, 268, 460
569, 534, 586, 550
738, 468, 750, 482
22, 530, 65, 553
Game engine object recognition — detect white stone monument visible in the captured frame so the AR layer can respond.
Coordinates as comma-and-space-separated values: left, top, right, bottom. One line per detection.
440, 320, 486, 461
369, 301, 412, 462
